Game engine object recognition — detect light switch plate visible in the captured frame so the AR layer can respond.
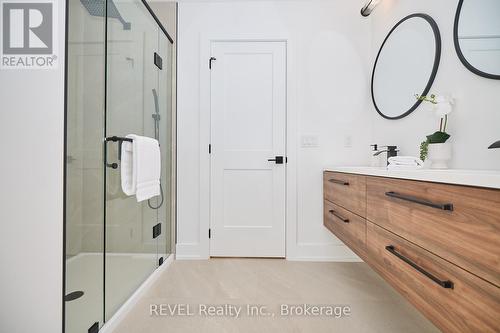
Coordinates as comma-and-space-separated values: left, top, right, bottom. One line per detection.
301, 135, 319, 148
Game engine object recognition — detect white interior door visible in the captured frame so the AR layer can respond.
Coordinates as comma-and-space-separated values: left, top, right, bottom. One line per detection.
210, 41, 286, 257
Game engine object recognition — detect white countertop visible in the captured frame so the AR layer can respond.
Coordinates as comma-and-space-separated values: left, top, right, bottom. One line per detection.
324, 166, 500, 190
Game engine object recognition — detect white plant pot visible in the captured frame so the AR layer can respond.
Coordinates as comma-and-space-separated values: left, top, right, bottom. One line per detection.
428, 142, 452, 169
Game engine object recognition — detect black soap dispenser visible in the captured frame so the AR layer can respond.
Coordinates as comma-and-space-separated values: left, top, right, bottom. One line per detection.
370, 144, 380, 167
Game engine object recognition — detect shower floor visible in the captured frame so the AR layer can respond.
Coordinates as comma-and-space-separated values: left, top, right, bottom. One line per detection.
65, 252, 162, 333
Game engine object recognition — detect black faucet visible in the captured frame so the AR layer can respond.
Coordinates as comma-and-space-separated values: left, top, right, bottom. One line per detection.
488, 140, 500, 149
373, 145, 399, 165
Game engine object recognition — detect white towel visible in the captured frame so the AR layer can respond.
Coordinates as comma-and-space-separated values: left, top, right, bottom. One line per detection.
121, 134, 161, 202
387, 164, 423, 171
387, 156, 424, 170
388, 156, 424, 167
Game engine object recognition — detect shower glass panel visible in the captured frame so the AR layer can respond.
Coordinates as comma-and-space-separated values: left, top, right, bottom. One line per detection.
65, 0, 174, 331
65, 0, 105, 332
157, 24, 174, 258
104, 0, 172, 320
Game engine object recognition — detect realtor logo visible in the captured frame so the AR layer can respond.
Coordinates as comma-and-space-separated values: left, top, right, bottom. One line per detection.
1, 0, 58, 69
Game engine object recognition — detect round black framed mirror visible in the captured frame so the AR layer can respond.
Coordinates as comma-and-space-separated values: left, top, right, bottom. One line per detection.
371, 14, 441, 120
454, 0, 500, 80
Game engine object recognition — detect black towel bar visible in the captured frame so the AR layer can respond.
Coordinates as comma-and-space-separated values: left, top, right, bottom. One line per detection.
105, 136, 133, 143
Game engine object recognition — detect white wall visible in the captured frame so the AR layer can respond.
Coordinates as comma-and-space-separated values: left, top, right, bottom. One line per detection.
176, 0, 372, 260
370, 0, 500, 170
0, 1, 65, 332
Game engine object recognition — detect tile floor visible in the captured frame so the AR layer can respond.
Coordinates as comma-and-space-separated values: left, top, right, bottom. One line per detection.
110, 259, 439, 333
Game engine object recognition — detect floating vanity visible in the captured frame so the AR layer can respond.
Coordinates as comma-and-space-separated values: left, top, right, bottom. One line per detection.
323, 167, 500, 332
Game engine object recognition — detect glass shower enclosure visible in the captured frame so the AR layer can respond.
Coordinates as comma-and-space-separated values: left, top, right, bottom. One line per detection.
65, 1, 174, 332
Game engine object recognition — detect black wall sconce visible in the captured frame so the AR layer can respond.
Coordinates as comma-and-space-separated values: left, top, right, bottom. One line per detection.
361, 0, 382, 17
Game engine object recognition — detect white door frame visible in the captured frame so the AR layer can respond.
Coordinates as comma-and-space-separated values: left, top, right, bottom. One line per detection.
198, 34, 299, 260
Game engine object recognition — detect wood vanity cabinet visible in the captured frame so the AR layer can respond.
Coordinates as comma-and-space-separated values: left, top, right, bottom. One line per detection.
366, 176, 500, 287
323, 200, 367, 259
323, 172, 367, 259
323, 171, 500, 333
323, 172, 366, 218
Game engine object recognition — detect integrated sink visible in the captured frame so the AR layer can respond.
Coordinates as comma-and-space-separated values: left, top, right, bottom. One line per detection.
324, 166, 500, 190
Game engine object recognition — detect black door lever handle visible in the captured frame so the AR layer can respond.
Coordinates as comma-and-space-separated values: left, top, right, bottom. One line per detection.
268, 156, 284, 164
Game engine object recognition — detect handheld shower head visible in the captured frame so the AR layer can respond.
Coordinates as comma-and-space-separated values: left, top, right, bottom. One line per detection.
152, 89, 160, 141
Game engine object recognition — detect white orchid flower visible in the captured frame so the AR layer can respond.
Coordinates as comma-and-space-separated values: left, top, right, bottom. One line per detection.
432, 95, 454, 117
415, 93, 454, 139
434, 95, 453, 104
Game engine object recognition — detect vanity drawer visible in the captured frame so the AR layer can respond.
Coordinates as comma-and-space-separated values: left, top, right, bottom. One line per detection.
324, 200, 366, 257
366, 221, 500, 333
323, 171, 366, 217
367, 176, 500, 286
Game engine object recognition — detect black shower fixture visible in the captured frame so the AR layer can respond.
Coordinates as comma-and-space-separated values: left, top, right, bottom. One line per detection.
80, 0, 131, 30
488, 140, 500, 149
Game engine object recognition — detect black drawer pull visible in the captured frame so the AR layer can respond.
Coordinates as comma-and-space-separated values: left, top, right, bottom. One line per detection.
328, 179, 349, 186
328, 210, 350, 223
385, 245, 454, 289
385, 191, 453, 211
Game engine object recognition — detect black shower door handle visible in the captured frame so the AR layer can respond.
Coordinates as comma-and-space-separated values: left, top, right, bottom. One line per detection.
104, 136, 133, 169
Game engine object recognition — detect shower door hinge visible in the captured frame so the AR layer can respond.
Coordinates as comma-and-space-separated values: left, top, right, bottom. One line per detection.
208, 228, 211, 239
88, 322, 99, 333
209, 144, 211, 154
154, 52, 163, 70
209, 57, 216, 69
153, 223, 162, 239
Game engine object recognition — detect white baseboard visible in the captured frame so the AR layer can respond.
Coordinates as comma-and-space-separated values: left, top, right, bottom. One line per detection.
175, 242, 209, 260
176, 241, 361, 262
99, 255, 174, 333
175, 254, 206, 260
